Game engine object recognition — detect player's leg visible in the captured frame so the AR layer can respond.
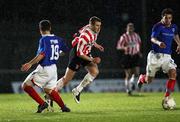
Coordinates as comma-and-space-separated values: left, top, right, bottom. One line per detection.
137, 67, 154, 90
44, 88, 70, 112
129, 67, 138, 92
22, 81, 45, 106
124, 69, 132, 95
137, 51, 159, 89
72, 62, 98, 103
162, 57, 177, 100
126, 54, 141, 94
165, 69, 176, 97
56, 52, 80, 91
44, 66, 70, 112
45, 57, 77, 109
162, 69, 177, 108
22, 72, 48, 113
56, 67, 76, 91
161, 56, 177, 107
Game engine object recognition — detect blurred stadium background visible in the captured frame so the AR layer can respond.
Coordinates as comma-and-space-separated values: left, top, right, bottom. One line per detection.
0, 0, 180, 93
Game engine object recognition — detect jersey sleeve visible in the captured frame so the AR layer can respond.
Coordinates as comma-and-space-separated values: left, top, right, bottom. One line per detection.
174, 24, 178, 35
136, 34, 142, 45
36, 38, 46, 56
151, 24, 161, 38
116, 35, 126, 50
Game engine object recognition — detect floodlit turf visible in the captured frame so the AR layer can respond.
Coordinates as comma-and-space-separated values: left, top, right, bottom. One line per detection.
0, 92, 180, 122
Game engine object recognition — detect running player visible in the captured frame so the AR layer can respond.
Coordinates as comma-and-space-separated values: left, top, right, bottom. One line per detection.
137, 8, 180, 107
116, 23, 142, 95
56, 16, 104, 103
21, 20, 70, 113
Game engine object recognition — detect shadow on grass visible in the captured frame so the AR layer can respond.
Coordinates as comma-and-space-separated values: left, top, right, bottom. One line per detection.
128, 94, 146, 97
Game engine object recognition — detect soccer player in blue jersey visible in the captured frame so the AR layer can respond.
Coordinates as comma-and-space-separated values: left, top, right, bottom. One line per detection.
137, 8, 180, 108
21, 20, 70, 113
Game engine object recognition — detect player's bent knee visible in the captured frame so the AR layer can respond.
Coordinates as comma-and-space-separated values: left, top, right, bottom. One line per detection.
63, 77, 71, 85
44, 88, 52, 94
90, 68, 99, 77
169, 69, 177, 80
21, 82, 30, 90
21, 83, 26, 90
146, 76, 153, 84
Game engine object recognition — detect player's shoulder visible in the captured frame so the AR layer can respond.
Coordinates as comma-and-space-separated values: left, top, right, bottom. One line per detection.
53, 35, 64, 41
40, 34, 55, 40
153, 22, 163, 29
171, 23, 178, 28
40, 34, 63, 43
121, 33, 128, 38
83, 28, 95, 36
134, 32, 140, 36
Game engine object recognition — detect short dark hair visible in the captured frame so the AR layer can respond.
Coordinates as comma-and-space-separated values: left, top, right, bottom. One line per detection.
89, 16, 101, 25
127, 22, 134, 27
161, 8, 173, 17
39, 20, 51, 31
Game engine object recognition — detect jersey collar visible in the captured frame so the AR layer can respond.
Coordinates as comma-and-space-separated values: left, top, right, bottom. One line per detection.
41, 34, 54, 37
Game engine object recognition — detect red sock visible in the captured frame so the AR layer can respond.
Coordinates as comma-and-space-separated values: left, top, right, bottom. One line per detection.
49, 90, 65, 108
24, 86, 44, 105
165, 79, 176, 97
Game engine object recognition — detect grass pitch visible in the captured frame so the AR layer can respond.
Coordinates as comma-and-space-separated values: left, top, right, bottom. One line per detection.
0, 92, 180, 122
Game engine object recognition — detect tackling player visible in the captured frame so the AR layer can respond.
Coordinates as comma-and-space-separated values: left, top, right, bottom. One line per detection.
21, 20, 70, 113
137, 8, 180, 107
56, 16, 104, 103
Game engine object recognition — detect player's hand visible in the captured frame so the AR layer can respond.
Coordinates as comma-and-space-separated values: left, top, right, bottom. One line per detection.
59, 51, 65, 56
123, 47, 128, 52
92, 57, 101, 64
159, 42, 166, 48
21, 63, 32, 72
94, 43, 104, 52
176, 45, 180, 54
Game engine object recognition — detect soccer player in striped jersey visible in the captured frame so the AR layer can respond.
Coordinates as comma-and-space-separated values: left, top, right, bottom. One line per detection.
116, 23, 142, 95
21, 20, 70, 113
56, 16, 104, 103
137, 8, 180, 109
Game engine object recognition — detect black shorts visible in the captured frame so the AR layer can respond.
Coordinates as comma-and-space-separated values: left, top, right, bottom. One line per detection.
121, 54, 140, 69
68, 47, 91, 71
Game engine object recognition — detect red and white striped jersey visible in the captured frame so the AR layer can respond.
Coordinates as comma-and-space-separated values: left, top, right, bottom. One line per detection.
72, 24, 90, 47
72, 25, 98, 56
116, 32, 141, 55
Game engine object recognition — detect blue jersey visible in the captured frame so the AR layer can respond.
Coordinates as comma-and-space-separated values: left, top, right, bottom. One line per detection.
151, 22, 178, 54
36, 34, 69, 66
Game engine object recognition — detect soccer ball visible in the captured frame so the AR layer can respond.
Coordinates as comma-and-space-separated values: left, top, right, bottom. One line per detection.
162, 98, 176, 110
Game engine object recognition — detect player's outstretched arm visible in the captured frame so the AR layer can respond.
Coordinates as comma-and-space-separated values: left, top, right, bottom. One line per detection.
94, 43, 104, 52
174, 34, 180, 54
151, 37, 166, 48
21, 54, 45, 72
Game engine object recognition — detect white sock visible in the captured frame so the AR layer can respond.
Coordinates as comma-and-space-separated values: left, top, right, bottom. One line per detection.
76, 73, 95, 93
130, 74, 135, 84
125, 79, 130, 92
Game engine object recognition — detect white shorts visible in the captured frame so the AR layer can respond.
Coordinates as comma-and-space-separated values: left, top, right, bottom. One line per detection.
146, 50, 177, 77
23, 64, 57, 89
